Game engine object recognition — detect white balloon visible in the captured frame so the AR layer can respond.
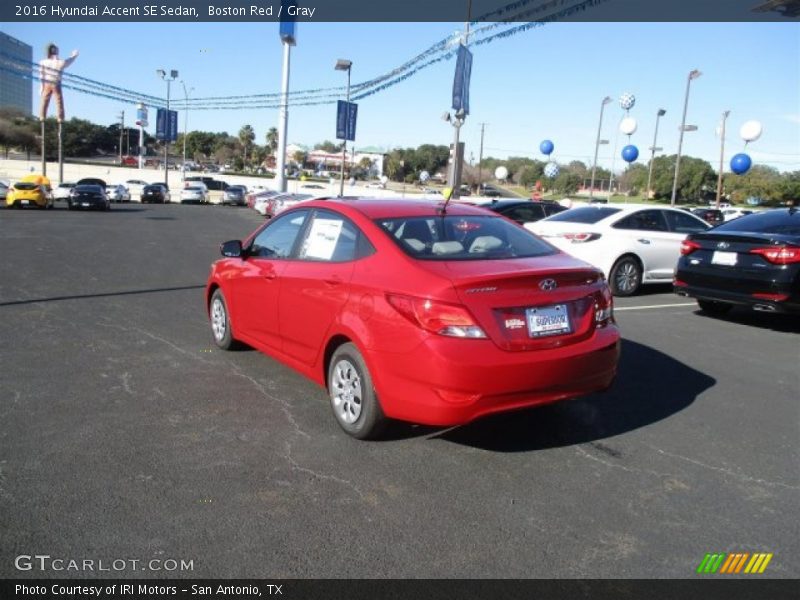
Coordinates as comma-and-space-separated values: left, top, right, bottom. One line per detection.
495, 166, 509, 181
619, 116, 638, 136
739, 120, 763, 143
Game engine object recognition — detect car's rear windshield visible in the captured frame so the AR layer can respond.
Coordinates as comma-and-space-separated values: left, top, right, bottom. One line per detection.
543, 206, 622, 224
185, 186, 204, 191
714, 209, 800, 236
14, 182, 38, 190
375, 215, 556, 260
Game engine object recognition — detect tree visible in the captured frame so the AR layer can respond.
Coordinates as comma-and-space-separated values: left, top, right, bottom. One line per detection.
265, 127, 278, 157
238, 124, 255, 165
553, 171, 581, 195
649, 155, 716, 203
617, 163, 648, 195
292, 150, 307, 168
315, 140, 343, 153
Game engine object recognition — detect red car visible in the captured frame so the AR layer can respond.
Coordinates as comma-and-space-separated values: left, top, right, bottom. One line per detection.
206, 198, 620, 439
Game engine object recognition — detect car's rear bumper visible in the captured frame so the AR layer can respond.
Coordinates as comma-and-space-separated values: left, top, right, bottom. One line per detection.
674, 281, 800, 314
368, 326, 621, 426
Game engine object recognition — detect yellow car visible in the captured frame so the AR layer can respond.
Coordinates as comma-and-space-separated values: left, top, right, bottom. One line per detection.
6, 175, 53, 209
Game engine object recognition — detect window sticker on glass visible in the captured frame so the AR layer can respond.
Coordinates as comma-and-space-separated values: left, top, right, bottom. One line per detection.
302, 218, 344, 260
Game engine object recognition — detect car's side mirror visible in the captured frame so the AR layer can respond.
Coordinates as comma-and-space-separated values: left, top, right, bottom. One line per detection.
220, 240, 243, 258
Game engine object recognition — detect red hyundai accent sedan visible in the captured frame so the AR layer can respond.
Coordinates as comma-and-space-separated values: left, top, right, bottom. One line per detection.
206, 198, 620, 439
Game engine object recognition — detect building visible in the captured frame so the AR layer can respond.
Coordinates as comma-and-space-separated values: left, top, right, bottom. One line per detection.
0, 32, 33, 115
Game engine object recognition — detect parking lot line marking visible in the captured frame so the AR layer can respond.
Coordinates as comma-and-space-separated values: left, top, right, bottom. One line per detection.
615, 302, 697, 312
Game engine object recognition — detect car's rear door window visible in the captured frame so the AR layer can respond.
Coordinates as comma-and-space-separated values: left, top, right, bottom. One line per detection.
297, 209, 373, 262
664, 210, 710, 233
613, 210, 668, 232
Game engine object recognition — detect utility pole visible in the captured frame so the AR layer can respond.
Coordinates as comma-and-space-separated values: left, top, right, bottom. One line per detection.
478, 122, 486, 193
646, 109, 666, 200
118, 110, 124, 165
715, 110, 730, 209
671, 69, 702, 206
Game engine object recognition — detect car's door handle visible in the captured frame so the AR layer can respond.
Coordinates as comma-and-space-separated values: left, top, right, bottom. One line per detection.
263, 273, 277, 280
324, 277, 343, 286
637, 238, 651, 245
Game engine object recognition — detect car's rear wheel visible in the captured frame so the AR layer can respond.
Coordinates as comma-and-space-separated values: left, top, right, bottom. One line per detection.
610, 255, 642, 297
328, 343, 386, 440
209, 289, 240, 350
698, 299, 733, 316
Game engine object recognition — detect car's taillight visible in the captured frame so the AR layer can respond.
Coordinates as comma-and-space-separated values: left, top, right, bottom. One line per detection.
386, 294, 487, 338
594, 285, 614, 327
561, 232, 601, 243
680, 240, 702, 255
749, 246, 800, 265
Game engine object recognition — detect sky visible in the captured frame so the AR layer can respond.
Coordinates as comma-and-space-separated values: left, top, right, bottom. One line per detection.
3, 20, 799, 173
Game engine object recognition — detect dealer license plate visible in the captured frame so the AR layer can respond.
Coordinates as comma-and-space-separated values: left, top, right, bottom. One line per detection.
21, 200, 29, 205
712, 251, 737, 266
526, 304, 571, 338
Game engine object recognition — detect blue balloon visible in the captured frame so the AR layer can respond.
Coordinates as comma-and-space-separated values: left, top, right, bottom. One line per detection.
539, 139, 554, 156
621, 145, 639, 163
730, 153, 752, 175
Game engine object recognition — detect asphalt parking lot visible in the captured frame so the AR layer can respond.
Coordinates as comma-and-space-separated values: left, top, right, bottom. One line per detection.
1, 202, 798, 579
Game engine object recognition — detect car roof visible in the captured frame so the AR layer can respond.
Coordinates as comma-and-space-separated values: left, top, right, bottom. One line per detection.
302, 197, 492, 219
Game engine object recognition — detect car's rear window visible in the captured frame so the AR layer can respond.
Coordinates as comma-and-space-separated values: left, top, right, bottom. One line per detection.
714, 209, 800, 236
14, 182, 38, 190
376, 215, 556, 260
543, 206, 622, 224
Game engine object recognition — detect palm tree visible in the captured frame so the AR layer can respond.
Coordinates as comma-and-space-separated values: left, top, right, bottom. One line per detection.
265, 127, 278, 158
238, 124, 255, 165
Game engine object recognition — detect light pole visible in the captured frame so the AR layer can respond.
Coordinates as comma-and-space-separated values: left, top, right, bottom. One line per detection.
715, 110, 730, 209
590, 96, 612, 200
646, 108, 666, 199
157, 68, 179, 188
335, 59, 352, 197
181, 81, 194, 182
671, 69, 701, 206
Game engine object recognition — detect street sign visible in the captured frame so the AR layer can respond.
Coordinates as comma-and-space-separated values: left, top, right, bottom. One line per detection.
155, 108, 178, 142
136, 103, 148, 128
279, 0, 296, 45
336, 100, 358, 141
452, 44, 472, 116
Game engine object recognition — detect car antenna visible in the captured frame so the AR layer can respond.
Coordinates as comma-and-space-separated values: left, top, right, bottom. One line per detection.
438, 186, 454, 215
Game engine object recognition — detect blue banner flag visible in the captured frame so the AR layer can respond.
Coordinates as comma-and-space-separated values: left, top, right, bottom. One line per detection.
452, 44, 472, 116
336, 101, 358, 141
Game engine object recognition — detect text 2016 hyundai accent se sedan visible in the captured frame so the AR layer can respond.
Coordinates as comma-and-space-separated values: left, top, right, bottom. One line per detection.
206, 198, 621, 439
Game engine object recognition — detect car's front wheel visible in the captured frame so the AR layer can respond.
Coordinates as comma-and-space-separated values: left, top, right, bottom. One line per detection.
698, 299, 733, 316
328, 343, 386, 440
209, 289, 240, 350
610, 255, 642, 297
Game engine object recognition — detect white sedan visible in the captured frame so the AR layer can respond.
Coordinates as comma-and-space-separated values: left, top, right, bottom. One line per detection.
530, 204, 710, 296
53, 182, 77, 200
180, 184, 209, 204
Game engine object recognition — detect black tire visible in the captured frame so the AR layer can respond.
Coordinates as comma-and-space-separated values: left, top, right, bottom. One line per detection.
609, 255, 643, 297
698, 299, 733, 316
327, 343, 387, 440
209, 289, 240, 350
